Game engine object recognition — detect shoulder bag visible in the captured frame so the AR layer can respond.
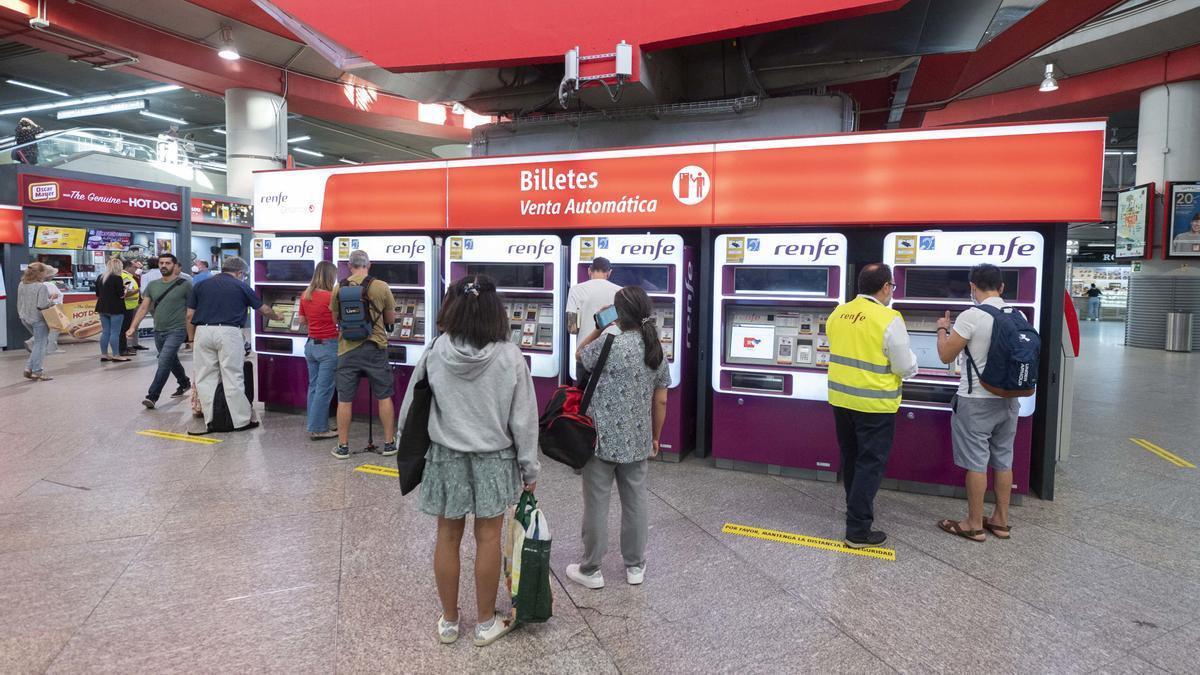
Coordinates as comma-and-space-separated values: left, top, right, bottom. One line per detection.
537, 334, 615, 469
396, 336, 439, 495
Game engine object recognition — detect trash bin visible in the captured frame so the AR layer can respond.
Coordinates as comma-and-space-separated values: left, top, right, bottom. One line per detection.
1165, 312, 1194, 352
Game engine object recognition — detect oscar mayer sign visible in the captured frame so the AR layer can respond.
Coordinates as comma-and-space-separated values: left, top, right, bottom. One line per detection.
20, 174, 182, 220
252, 120, 1104, 233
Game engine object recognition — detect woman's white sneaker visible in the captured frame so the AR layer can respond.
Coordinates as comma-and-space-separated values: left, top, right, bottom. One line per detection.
436, 614, 459, 644
626, 564, 645, 585
473, 613, 515, 647
566, 563, 605, 589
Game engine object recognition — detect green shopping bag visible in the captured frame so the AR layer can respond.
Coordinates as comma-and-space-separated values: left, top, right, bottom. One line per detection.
512, 492, 553, 624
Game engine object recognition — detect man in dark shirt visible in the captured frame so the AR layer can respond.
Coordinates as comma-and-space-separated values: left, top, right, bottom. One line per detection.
186, 256, 281, 433
1085, 283, 1102, 321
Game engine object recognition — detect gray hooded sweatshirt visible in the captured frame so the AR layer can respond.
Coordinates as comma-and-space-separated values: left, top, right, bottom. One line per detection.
398, 336, 541, 484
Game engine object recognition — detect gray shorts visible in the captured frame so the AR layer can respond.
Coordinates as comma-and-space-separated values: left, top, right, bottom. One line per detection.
951, 395, 1020, 473
336, 342, 394, 402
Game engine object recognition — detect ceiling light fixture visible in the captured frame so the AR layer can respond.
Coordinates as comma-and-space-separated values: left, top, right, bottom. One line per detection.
286, 135, 311, 143
199, 152, 218, 159
217, 25, 240, 61
7, 79, 69, 97
0, 84, 180, 116
214, 128, 227, 135
139, 110, 189, 125
1039, 63, 1059, 93
292, 147, 324, 157
338, 158, 361, 165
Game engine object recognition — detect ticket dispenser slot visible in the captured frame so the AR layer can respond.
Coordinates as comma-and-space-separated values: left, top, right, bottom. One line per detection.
731, 372, 786, 393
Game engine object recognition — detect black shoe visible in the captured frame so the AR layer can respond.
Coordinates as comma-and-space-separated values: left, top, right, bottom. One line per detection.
142, 398, 156, 410
844, 531, 888, 549
134, 345, 149, 351
170, 384, 190, 398
231, 420, 260, 432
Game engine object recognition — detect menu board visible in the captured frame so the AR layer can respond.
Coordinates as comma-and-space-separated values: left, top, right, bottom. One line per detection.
1115, 184, 1151, 259
34, 226, 86, 250
1169, 182, 1200, 257
86, 229, 132, 251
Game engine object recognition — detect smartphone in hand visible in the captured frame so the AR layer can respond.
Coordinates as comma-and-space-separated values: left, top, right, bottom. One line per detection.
594, 305, 619, 330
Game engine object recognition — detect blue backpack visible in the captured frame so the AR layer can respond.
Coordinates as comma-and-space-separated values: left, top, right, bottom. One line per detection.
337, 276, 377, 342
964, 304, 1040, 398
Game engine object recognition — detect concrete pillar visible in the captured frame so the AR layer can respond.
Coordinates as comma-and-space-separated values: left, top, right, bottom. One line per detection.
1127, 82, 1200, 348
224, 88, 287, 199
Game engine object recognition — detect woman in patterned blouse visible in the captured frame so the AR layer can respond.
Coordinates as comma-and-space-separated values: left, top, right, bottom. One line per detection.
565, 285, 670, 590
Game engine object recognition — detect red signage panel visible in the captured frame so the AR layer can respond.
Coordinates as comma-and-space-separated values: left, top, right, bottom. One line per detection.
713, 124, 1104, 226
19, 174, 183, 221
0, 206, 22, 245
446, 150, 714, 230
320, 167, 447, 232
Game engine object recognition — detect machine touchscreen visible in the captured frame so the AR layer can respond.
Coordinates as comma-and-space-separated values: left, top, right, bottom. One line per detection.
909, 332, 953, 372
724, 306, 830, 368
609, 265, 670, 291
904, 267, 1019, 301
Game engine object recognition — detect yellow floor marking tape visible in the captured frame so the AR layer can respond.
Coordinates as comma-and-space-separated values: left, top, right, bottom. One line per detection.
723, 523, 896, 562
355, 464, 399, 478
137, 430, 222, 445
1131, 438, 1195, 469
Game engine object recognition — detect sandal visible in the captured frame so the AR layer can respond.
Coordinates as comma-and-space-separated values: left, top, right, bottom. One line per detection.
983, 519, 1011, 539
112, 357, 132, 362
938, 519, 986, 542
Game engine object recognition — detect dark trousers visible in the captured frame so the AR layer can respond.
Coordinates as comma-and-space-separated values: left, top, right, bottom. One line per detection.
147, 329, 189, 401
833, 407, 896, 539
119, 308, 135, 353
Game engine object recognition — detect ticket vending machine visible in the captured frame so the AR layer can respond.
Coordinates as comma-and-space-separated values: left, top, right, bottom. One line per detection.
569, 234, 696, 459
711, 233, 848, 478
883, 230, 1044, 494
444, 234, 563, 405
333, 235, 439, 415
251, 236, 327, 411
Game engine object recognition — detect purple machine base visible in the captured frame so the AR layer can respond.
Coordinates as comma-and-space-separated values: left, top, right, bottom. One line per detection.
711, 394, 839, 476
887, 407, 1032, 495
257, 353, 414, 423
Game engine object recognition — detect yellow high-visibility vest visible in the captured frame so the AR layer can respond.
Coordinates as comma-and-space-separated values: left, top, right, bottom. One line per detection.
825, 296, 903, 414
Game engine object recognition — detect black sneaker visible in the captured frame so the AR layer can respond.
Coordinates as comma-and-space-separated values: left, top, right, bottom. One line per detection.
170, 384, 190, 398
142, 398, 155, 410
331, 444, 351, 460
845, 531, 888, 549
379, 441, 398, 457
232, 420, 260, 432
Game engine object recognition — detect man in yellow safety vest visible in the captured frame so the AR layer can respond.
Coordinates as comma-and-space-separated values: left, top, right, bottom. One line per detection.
826, 263, 917, 549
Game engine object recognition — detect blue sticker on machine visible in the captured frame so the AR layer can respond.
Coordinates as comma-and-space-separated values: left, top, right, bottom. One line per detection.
598, 237, 609, 249
748, 238, 760, 251
919, 236, 936, 250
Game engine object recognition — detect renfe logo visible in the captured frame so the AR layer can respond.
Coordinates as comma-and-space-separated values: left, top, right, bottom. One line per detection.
260, 192, 288, 206
773, 237, 841, 262
956, 236, 1037, 263
385, 241, 427, 258
620, 238, 676, 261
673, 165, 710, 206
507, 239, 556, 259
277, 240, 316, 257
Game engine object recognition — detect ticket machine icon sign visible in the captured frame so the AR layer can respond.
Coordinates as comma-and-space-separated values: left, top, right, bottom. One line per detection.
579, 236, 596, 261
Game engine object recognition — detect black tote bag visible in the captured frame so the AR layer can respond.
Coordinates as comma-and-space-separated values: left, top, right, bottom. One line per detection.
396, 338, 438, 495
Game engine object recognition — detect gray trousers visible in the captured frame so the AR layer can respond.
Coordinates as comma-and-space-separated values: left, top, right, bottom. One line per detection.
581, 457, 648, 574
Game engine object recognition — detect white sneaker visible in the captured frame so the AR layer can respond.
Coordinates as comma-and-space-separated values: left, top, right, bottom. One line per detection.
472, 613, 515, 647
566, 563, 605, 589
436, 614, 459, 644
626, 565, 645, 585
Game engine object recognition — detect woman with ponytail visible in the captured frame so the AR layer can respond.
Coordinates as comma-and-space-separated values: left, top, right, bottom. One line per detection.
566, 285, 670, 590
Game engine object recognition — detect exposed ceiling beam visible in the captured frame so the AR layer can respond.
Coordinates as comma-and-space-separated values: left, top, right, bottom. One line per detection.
900, 0, 1128, 127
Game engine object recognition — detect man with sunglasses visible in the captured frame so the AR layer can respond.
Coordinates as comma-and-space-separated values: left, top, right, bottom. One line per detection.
825, 263, 917, 549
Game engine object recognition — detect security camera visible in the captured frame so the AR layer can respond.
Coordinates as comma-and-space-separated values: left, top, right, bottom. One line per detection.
29, 17, 50, 29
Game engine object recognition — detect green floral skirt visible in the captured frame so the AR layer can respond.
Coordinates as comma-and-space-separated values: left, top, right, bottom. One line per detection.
418, 442, 521, 519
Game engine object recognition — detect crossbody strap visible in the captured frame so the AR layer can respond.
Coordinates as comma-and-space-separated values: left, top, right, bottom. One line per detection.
579, 333, 616, 415
150, 278, 186, 310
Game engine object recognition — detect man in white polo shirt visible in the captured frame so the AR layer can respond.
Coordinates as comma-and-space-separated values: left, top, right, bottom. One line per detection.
566, 257, 621, 387
933, 263, 1019, 543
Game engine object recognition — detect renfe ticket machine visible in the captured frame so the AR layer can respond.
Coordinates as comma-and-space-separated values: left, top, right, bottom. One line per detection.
711, 233, 848, 477
445, 234, 563, 405
251, 236, 326, 410
569, 234, 696, 458
334, 235, 439, 414
883, 230, 1044, 494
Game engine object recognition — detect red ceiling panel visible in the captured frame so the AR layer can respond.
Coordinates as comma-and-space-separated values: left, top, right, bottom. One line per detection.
267, 0, 908, 72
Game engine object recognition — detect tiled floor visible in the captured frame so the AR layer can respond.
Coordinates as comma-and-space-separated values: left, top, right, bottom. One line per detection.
1, 320, 1196, 674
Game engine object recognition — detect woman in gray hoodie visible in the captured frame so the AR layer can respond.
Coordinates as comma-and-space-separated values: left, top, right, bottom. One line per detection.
398, 274, 540, 647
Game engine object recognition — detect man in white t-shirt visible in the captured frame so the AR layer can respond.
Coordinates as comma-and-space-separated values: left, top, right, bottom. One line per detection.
933, 263, 1019, 543
566, 257, 621, 386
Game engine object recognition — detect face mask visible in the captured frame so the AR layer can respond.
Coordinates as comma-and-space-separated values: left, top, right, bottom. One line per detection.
191, 266, 199, 274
